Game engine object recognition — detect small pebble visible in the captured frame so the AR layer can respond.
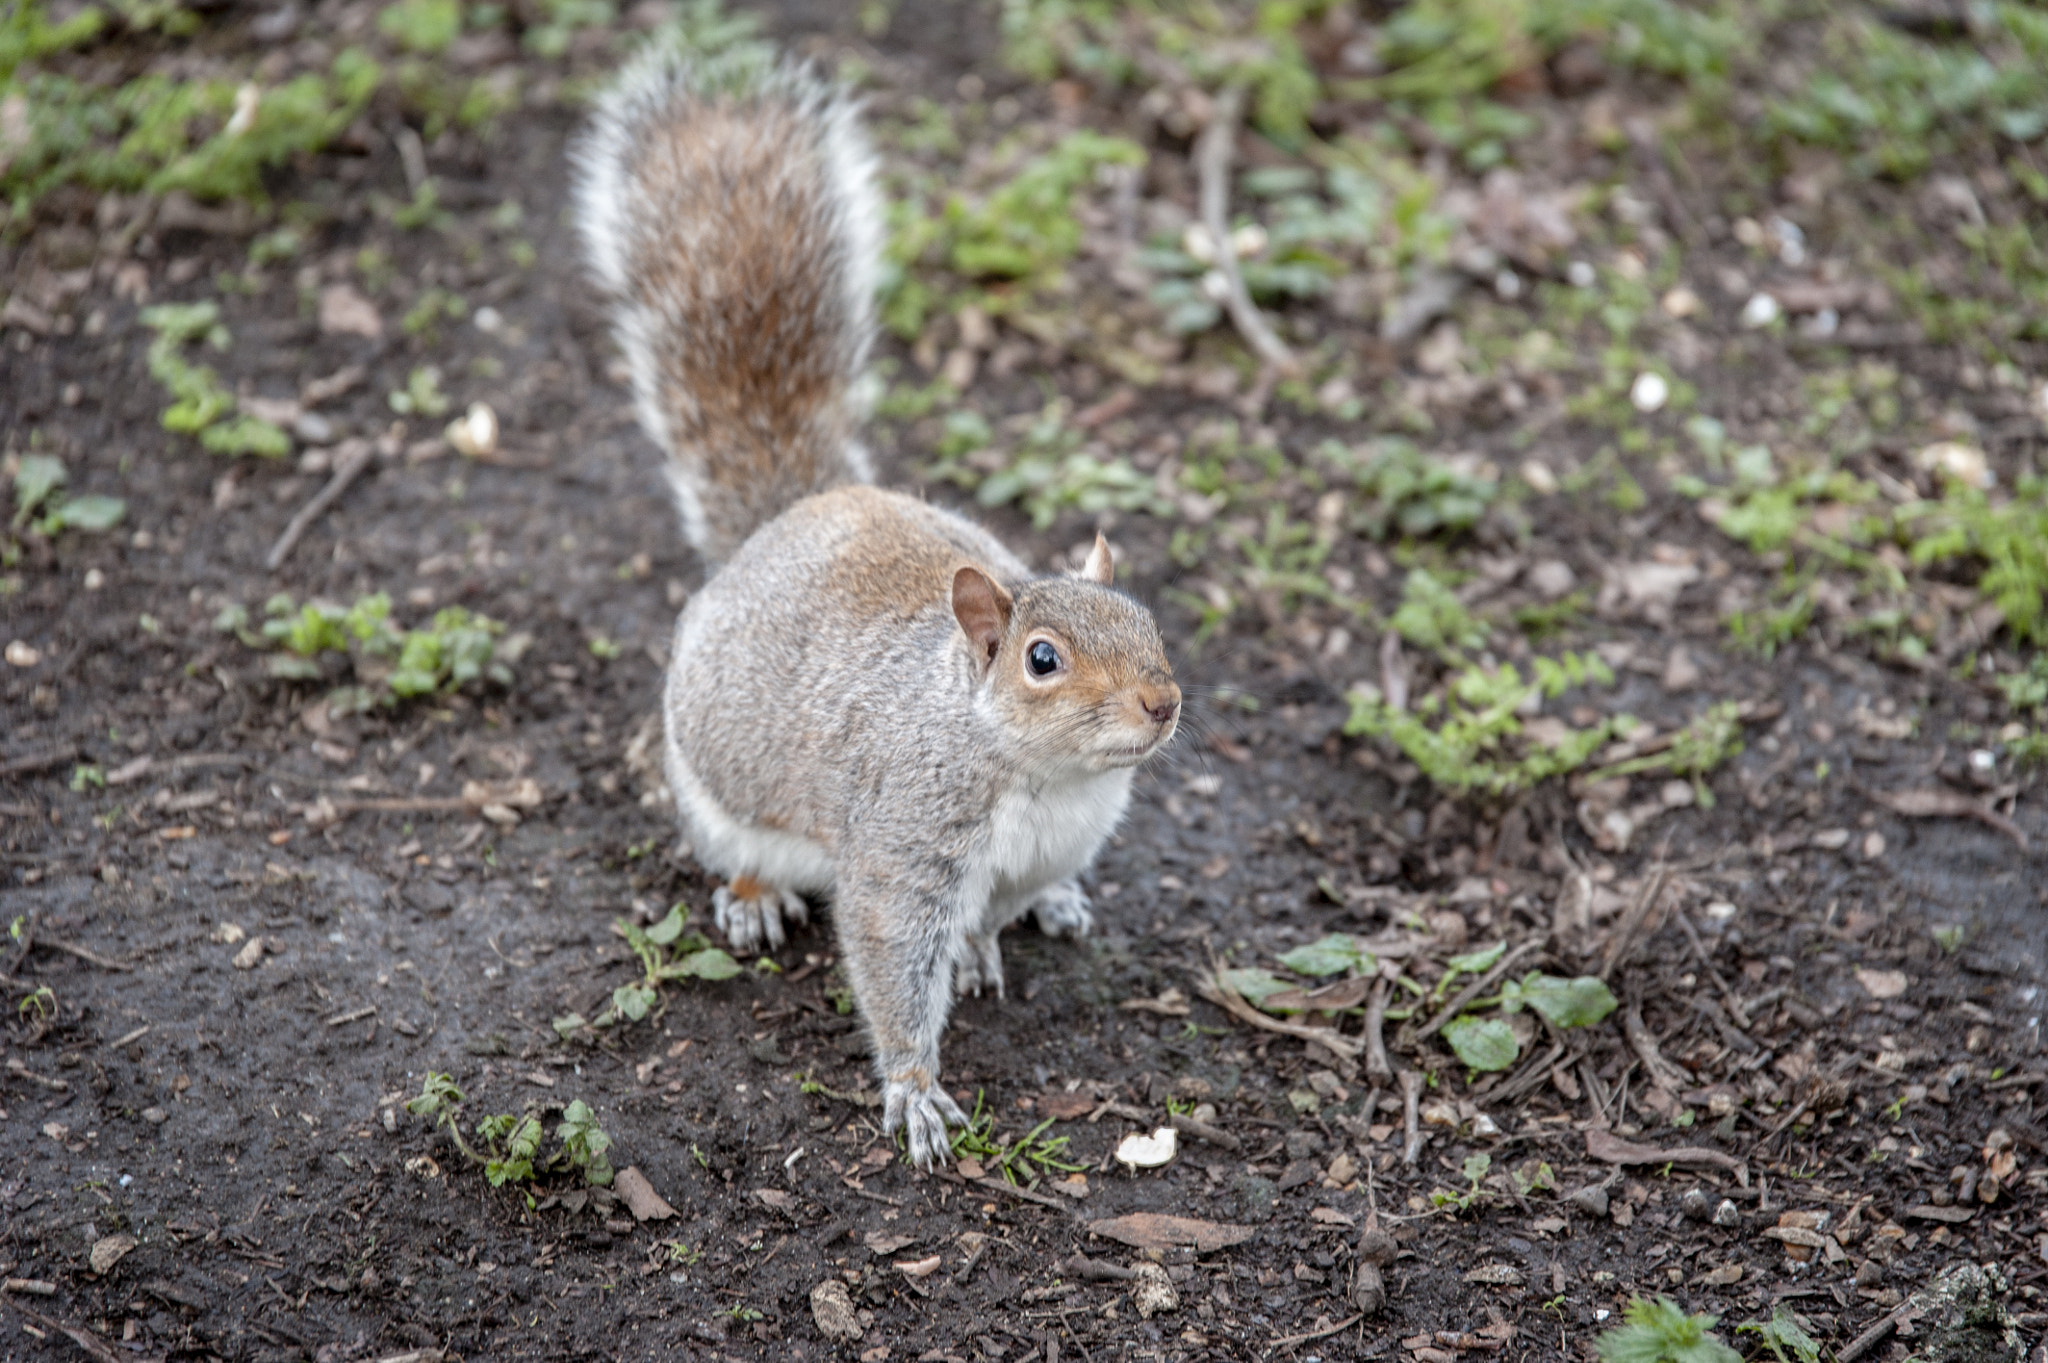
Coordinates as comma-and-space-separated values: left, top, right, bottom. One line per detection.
1680, 1187, 1712, 1221
83, 569, 105, 591
473, 305, 504, 334
1660, 286, 1702, 318
1740, 293, 1782, 328
141, 1107, 167, 1125
1493, 269, 1522, 300
447, 402, 499, 459
1519, 459, 1559, 496
1630, 371, 1669, 413
292, 412, 336, 444
1712, 1199, 1742, 1228
1969, 748, 1998, 778
1566, 260, 1596, 288
61, 382, 82, 407
1863, 831, 1886, 860
4, 640, 41, 668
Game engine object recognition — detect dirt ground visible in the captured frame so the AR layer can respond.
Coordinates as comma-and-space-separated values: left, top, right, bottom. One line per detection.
4, 1, 2048, 1361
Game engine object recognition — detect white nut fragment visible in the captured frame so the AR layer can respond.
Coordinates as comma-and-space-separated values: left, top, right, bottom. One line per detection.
446, 401, 499, 459
1630, 371, 1669, 413
1115, 1126, 1179, 1170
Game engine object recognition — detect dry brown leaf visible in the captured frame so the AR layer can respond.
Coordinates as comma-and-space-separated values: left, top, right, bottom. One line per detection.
1585, 1127, 1743, 1171
612, 1166, 675, 1222
1871, 788, 2027, 848
1088, 1213, 1254, 1253
1854, 968, 1909, 1000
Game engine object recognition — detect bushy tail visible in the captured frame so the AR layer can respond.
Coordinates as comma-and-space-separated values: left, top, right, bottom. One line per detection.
574, 47, 881, 564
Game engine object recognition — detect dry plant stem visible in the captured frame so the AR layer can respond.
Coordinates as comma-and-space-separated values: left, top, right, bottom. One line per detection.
0, 1292, 120, 1363
1411, 939, 1545, 1043
1363, 978, 1393, 1084
40, 939, 130, 972
1485, 1040, 1566, 1105
1168, 1112, 1242, 1152
1195, 962, 1362, 1059
1622, 998, 1688, 1093
1599, 861, 1669, 981
1272, 1313, 1367, 1349
266, 440, 376, 570
1196, 84, 1299, 377
1400, 1069, 1424, 1166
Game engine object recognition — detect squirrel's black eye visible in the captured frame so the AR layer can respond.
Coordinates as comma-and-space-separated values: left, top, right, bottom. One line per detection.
1027, 640, 1061, 676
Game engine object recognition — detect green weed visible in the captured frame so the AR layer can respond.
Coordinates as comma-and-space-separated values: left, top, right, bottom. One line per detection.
943, 1089, 1087, 1184
1442, 970, 1617, 1072
1326, 438, 1497, 541
1585, 701, 1744, 807
1595, 1298, 1741, 1363
217, 592, 520, 703
8, 455, 125, 536
1429, 1152, 1492, 1211
1344, 650, 1619, 797
139, 304, 291, 457
1902, 476, 2048, 646
1390, 568, 1488, 660
555, 904, 740, 1034
406, 1074, 615, 1190
1739, 1306, 1821, 1363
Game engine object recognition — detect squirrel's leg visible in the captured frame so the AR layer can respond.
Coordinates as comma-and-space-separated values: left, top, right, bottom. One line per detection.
838, 868, 971, 1170
1028, 877, 1096, 939
712, 876, 810, 954
954, 930, 1005, 1000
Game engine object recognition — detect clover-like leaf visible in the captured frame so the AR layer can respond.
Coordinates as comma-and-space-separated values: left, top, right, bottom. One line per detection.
1277, 934, 1376, 978
1501, 972, 1618, 1029
1442, 1015, 1519, 1072
675, 947, 741, 981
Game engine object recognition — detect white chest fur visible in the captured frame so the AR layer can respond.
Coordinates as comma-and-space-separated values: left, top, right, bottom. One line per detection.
981, 767, 1134, 900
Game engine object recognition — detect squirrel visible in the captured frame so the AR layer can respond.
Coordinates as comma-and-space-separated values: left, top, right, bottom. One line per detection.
573, 45, 1181, 1168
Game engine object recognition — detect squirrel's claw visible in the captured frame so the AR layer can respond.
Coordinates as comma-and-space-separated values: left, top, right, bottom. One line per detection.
713, 881, 808, 955
884, 1078, 968, 1171
1029, 879, 1096, 940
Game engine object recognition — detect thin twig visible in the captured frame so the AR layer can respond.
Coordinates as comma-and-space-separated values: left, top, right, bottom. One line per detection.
1622, 995, 1688, 1093
0, 1290, 121, 1363
1194, 959, 1362, 1059
40, 939, 131, 972
1195, 85, 1298, 378
1363, 978, 1393, 1085
266, 439, 375, 571
1599, 860, 1669, 982
1400, 1070, 1424, 1166
0, 748, 76, 779
1411, 940, 1545, 1043
1271, 1312, 1366, 1350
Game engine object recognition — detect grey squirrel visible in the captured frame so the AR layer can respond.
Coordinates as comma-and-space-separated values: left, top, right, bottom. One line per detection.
573, 45, 1181, 1168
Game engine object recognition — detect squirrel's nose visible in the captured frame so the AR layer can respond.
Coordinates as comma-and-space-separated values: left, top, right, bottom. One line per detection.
1140, 684, 1180, 726
1147, 698, 1179, 725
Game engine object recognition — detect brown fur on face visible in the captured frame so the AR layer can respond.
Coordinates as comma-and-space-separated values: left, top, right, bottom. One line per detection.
978, 574, 1180, 772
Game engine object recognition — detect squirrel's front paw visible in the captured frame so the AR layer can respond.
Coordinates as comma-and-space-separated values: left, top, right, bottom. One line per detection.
954, 932, 1004, 999
1029, 878, 1095, 939
713, 877, 809, 954
883, 1076, 968, 1171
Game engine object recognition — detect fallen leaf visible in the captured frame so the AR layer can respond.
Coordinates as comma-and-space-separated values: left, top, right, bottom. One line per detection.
1311, 1206, 1356, 1227
1854, 968, 1909, 1000
955, 1159, 984, 1180
1260, 976, 1375, 1013
318, 284, 383, 339
753, 1188, 795, 1213
1118, 988, 1191, 1017
1088, 1213, 1253, 1253
1039, 1093, 1095, 1120
1902, 1204, 1975, 1224
1586, 1127, 1743, 1171
862, 1231, 915, 1255
612, 1166, 675, 1222
810, 1279, 863, 1342
89, 1233, 137, 1275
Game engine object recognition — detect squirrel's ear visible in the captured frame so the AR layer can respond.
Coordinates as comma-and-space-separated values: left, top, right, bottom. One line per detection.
951, 566, 1013, 671
1079, 532, 1115, 584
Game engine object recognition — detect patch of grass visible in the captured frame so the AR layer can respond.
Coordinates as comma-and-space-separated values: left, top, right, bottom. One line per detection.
1901, 475, 2048, 646
8, 455, 125, 537
932, 403, 1170, 530
943, 1090, 1088, 1184
1326, 438, 1498, 541
1595, 1297, 1741, 1363
1765, 4, 2048, 181
1739, 1306, 1821, 1363
217, 592, 521, 704
882, 130, 1143, 337
1344, 650, 1620, 797
1585, 701, 1744, 807
4, 48, 382, 215
405, 1074, 615, 1192
1390, 568, 1488, 660
377, 0, 461, 54
139, 303, 291, 457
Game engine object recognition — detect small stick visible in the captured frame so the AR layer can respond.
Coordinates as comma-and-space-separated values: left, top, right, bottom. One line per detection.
1195, 85, 1298, 377
1363, 978, 1393, 1085
1271, 1313, 1367, 1349
1622, 998, 1688, 1093
1194, 966, 1362, 1059
1400, 1070, 1424, 1166
0, 1292, 120, 1363
1411, 940, 1545, 1043
40, 939, 130, 972
1600, 861, 1669, 981
1167, 1112, 1242, 1152
266, 439, 375, 571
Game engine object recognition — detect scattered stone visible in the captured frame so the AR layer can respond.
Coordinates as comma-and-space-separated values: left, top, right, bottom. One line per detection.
1661, 646, 1701, 691
1630, 371, 1669, 412
1740, 293, 1782, 328
89, 1233, 138, 1275
1713, 1199, 1741, 1228
1528, 560, 1575, 598
1568, 1184, 1610, 1217
4, 641, 41, 668
232, 937, 265, 970
1855, 968, 1908, 1000
1130, 1263, 1178, 1319
141, 1107, 167, 1126
810, 1279, 863, 1342
1914, 440, 1992, 489
1680, 1187, 1712, 1221
318, 284, 383, 339
1660, 285, 1703, 318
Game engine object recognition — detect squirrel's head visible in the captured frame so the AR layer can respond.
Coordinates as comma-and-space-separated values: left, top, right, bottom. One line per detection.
952, 534, 1180, 774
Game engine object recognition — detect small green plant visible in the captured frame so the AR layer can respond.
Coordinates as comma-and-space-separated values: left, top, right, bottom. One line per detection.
1344, 651, 1619, 797
1328, 439, 1498, 541
16, 984, 56, 1023
1429, 1152, 1492, 1211
1585, 702, 1744, 807
406, 1074, 615, 1189
1596, 1298, 1741, 1363
571, 904, 741, 1031
1390, 569, 1489, 660
8, 455, 125, 536
1904, 476, 2048, 646
139, 304, 291, 457
389, 366, 452, 417
223, 592, 517, 703
943, 1089, 1088, 1184
1441, 970, 1619, 1072
1739, 1306, 1821, 1363
377, 0, 461, 53
68, 763, 105, 792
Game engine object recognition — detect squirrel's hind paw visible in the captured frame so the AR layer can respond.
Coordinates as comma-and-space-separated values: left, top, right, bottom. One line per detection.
883, 1079, 968, 1171
712, 879, 808, 954
1029, 879, 1096, 940
954, 932, 1005, 1000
